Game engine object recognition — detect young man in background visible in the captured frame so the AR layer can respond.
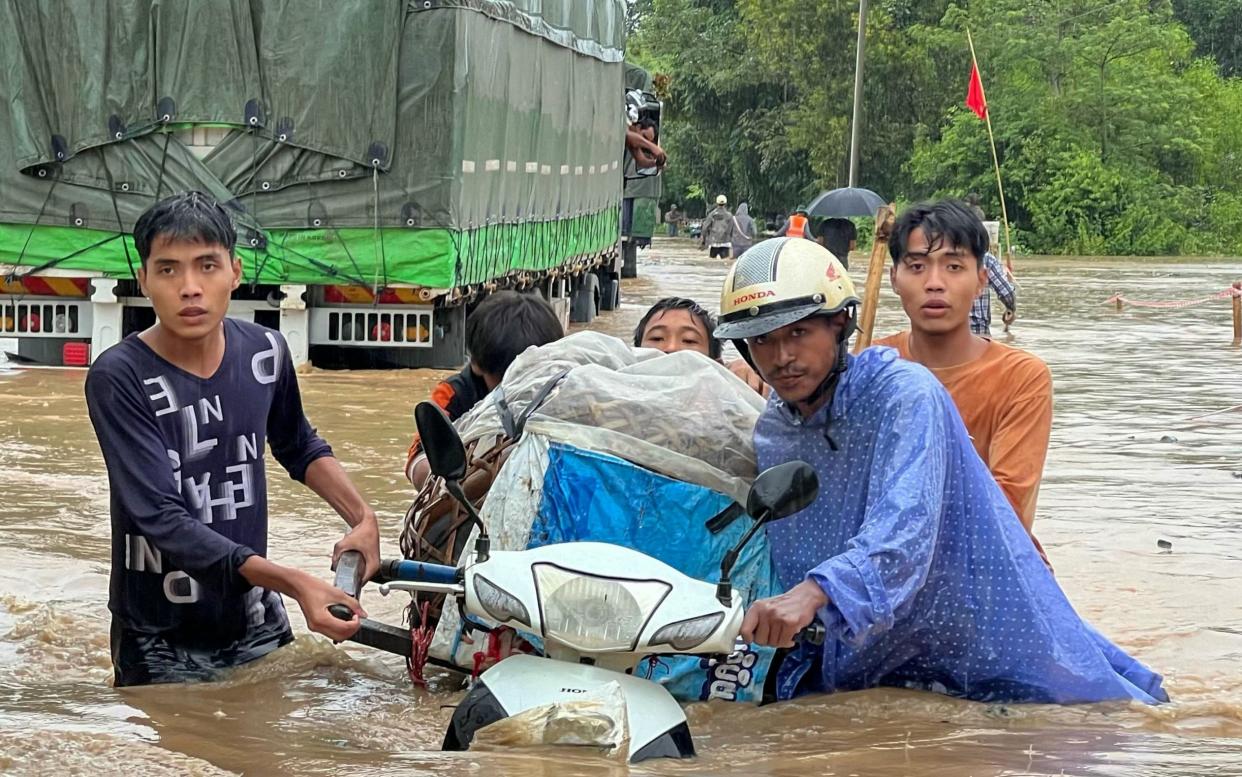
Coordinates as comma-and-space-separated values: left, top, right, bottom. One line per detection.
874, 200, 1051, 564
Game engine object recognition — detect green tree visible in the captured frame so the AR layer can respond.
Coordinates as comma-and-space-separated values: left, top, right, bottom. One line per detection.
630, 0, 813, 217
635, 0, 1242, 254
910, 0, 1234, 253
1172, 0, 1242, 76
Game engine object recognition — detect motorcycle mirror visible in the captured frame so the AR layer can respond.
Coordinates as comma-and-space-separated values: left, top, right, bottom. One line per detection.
716, 461, 819, 606
746, 461, 819, 523
414, 401, 468, 482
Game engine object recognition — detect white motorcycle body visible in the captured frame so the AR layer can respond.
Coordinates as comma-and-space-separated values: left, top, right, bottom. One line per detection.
441, 542, 745, 762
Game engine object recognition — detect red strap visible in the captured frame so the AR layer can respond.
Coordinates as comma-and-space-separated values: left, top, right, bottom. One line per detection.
406, 601, 435, 687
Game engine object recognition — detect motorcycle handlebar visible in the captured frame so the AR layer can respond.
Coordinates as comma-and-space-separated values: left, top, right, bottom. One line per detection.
329, 555, 461, 622
334, 550, 366, 597
798, 622, 826, 646
380, 558, 460, 585
329, 550, 366, 621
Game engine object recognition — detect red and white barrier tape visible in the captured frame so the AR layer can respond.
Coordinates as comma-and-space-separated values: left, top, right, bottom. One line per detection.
1106, 284, 1241, 310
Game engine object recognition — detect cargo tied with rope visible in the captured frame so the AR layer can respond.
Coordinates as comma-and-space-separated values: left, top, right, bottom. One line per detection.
395, 331, 784, 703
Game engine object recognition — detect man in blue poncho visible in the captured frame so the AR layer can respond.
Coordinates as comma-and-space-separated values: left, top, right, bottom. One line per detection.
715, 237, 1167, 705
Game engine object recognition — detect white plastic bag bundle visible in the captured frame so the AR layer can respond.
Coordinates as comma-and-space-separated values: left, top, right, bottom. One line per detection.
455, 331, 765, 503
469, 680, 630, 759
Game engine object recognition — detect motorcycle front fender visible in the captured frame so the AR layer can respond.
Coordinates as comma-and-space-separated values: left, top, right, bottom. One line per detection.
444, 654, 694, 763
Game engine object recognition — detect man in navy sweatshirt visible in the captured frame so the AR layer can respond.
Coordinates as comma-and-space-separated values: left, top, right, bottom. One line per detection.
85, 192, 380, 687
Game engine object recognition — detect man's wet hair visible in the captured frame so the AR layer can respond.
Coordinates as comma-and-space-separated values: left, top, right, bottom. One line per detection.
633, 297, 722, 359
889, 200, 988, 266
818, 218, 857, 264
133, 191, 237, 266
466, 290, 564, 378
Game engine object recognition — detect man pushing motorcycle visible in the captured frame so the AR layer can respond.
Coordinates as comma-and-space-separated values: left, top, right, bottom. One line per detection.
718, 237, 1167, 705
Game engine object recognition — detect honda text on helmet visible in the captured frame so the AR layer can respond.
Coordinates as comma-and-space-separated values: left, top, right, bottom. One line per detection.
715, 238, 860, 413
715, 237, 859, 342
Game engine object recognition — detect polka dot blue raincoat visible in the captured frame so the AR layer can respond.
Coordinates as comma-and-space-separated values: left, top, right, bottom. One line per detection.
758, 346, 1168, 705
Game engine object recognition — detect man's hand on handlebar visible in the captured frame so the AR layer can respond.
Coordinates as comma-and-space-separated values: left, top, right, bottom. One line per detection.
741, 579, 828, 648
332, 512, 381, 583
295, 573, 366, 642
239, 556, 367, 643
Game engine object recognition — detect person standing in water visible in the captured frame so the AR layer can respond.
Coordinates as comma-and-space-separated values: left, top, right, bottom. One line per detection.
634, 297, 722, 359
700, 195, 735, 260
873, 200, 1051, 564
961, 194, 1016, 335
816, 218, 857, 270
731, 202, 758, 258
404, 291, 564, 487
85, 192, 380, 687
665, 204, 684, 237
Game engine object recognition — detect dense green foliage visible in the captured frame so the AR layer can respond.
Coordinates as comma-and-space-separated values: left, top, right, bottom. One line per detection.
1174, 0, 1242, 77
630, 0, 1242, 255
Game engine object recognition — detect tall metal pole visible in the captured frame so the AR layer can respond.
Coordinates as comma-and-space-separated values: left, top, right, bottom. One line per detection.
847, 0, 869, 187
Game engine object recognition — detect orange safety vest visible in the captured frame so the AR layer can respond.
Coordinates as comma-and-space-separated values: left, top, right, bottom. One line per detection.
788, 213, 809, 238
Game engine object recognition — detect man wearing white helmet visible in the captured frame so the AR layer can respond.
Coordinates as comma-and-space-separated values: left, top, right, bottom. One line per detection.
699, 194, 734, 260
716, 238, 1167, 705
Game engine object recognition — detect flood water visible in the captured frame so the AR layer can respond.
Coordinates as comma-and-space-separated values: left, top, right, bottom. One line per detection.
1, 240, 1240, 776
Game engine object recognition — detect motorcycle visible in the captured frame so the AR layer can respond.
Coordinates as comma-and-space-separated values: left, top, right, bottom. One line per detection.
330, 401, 822, 762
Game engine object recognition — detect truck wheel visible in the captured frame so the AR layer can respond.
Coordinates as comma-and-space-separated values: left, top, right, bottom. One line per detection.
621, 240, 638, 279
569, 273, 600, 323
598, 277, 620, 311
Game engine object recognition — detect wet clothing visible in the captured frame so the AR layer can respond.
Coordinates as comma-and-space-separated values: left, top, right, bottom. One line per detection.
701, 206, 734, 249
110, 616, 290, 686
85, 320, 332, 686
757, 347, 1167, 705
709, 245, 731, 259
731, 203, 758, 257
872, 332, 1052, 564
666, 208, 684, 237
777, 215, 814, 240
972, 252, 1016, 335
405, 364, 490, 482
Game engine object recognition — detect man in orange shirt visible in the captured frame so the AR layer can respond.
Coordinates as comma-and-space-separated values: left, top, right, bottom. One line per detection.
874, 200, 1052, 564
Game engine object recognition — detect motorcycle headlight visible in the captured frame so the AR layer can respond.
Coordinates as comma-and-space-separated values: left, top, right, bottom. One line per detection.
473, 574, 531, 628
649, 612, 726, 652
534, 563, 671, 653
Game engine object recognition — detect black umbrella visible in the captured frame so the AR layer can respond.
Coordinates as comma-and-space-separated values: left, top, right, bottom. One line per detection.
806, 187, 886, 218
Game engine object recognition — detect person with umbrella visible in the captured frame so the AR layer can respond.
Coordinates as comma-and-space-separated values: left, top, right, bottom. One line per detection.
800, 186, 887, 265
816, 218, 857, 269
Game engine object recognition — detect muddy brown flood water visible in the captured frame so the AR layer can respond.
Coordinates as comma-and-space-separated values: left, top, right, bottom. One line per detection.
0, 240, 1240, 776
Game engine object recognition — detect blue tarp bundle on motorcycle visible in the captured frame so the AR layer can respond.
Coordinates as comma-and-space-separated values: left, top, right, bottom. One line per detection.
530, 443, 781, 704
